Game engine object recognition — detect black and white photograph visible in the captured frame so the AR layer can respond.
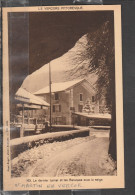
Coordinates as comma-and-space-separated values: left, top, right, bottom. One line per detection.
3, 5, 124, 190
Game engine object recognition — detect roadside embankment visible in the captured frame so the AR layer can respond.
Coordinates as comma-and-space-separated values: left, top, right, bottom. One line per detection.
10, 127, 89, 159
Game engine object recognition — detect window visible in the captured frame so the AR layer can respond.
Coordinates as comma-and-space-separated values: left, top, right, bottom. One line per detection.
78, 104, 83, 112
80, 93, 83, 101
92, 96, 95, 102
52, 104, 61, 112
59, 105, 61, 112
53, 105, 55, 112
55, 93, 59, 100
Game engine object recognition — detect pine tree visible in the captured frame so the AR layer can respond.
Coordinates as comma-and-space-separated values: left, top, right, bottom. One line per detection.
69, 15, 116, 160
83, 98, 92, 114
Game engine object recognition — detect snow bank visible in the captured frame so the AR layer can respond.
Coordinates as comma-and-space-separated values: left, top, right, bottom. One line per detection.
10, 127, 89, 159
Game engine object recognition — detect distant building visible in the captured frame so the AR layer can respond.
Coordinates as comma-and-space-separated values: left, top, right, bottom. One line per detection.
34, 79, 100, 125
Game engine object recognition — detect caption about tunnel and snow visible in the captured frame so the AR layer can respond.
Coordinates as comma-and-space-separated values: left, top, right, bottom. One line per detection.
15, 178, 103, 189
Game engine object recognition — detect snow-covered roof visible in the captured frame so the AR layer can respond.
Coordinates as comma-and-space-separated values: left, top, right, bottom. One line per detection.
34, 79, 85, 95
15, 88, 49, 107
74, 112, 111, 120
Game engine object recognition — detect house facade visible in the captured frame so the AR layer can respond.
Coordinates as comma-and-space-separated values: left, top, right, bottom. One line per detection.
34, 79, 100, 125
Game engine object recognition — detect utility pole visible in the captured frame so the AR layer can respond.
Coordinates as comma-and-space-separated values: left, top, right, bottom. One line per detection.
49, 62, 52, 132
20, 103, 24, 137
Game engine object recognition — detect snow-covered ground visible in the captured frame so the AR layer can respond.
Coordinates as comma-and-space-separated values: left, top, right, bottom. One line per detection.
11, 130, 116, 177
90, 129, 110, 138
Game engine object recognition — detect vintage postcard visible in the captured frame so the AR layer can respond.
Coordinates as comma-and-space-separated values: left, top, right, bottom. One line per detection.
2, 5, 124, 191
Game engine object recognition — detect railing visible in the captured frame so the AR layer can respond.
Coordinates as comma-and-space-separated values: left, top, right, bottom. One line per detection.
11, 115, 46, 125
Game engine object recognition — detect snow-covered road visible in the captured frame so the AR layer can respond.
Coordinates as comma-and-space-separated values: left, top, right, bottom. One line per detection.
11, 130, 116, 177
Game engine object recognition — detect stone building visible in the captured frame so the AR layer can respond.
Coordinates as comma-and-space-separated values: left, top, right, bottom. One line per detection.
34, 79, 99, 125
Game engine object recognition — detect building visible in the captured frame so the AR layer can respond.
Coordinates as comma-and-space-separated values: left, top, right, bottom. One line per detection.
34, 79, 100, 125
15, 87, 49, 119
10, 88, 50, 138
